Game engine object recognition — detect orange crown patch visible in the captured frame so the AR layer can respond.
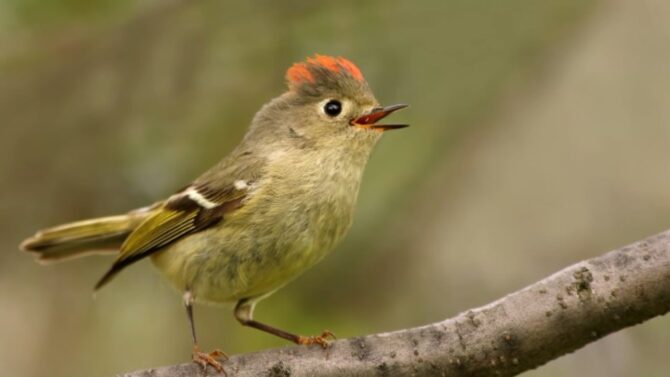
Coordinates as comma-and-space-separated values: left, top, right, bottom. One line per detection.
286, 54, 364, 88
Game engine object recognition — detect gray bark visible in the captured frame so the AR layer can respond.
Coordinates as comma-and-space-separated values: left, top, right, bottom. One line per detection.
120, 230, 670, 377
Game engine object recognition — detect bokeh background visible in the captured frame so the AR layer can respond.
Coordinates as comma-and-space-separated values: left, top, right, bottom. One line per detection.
2, 0, 669, 376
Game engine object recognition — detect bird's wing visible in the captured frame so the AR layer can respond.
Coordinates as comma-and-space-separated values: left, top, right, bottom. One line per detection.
94, 152, 264, 290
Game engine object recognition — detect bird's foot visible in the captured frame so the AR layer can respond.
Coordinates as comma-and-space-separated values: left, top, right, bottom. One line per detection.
192, 345, 228, 374
296, 330, 336, 348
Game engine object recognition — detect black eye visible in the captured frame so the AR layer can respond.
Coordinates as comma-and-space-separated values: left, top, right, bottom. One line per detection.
324, 100, 342, 117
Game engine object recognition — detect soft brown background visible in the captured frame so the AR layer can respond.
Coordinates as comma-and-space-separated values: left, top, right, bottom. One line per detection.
1, 1, 669, 376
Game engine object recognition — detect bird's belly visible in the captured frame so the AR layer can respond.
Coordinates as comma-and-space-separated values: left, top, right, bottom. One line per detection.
150, 220, 342, 304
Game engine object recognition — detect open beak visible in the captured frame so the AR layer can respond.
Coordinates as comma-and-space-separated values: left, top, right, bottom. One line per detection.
351, 104, 409, 131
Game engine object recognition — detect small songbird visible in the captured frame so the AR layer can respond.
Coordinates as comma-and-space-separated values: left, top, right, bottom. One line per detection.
20, 54, 408, 372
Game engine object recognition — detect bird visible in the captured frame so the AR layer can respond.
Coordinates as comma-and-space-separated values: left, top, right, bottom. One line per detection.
20, 54, 408, 373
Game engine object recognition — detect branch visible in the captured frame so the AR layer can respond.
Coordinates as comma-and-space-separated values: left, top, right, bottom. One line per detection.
121, 230, 670, 377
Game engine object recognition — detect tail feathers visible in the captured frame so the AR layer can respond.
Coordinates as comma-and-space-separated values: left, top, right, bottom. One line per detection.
21, 208, 153, 263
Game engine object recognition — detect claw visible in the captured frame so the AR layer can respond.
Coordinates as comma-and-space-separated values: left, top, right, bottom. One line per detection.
193, 345, 228, 375
296, 330, 337, 349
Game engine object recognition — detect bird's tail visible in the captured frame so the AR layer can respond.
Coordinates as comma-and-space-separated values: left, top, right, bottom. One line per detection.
20, 205, 157, 263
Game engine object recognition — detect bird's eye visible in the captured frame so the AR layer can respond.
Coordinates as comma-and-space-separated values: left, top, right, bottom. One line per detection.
323, 100, 342, 117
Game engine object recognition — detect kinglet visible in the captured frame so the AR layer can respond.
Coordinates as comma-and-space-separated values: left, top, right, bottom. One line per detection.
20, 55, 408, 372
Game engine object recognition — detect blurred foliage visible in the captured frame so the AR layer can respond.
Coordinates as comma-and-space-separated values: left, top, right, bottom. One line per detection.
2, 0, 670, 376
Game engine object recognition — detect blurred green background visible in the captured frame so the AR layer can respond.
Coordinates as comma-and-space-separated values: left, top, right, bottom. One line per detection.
2, 0, 670, 376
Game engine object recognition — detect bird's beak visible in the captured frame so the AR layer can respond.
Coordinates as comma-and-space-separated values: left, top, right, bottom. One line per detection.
351, 104, 409, 131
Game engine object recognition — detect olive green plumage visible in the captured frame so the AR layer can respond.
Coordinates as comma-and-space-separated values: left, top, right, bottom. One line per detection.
20, 55, 407, 355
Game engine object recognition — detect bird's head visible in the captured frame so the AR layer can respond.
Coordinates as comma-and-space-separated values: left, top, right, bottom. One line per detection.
247, 55, 407, 153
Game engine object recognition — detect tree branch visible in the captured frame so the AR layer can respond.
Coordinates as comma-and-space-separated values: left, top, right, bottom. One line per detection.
120, 230, 670, 377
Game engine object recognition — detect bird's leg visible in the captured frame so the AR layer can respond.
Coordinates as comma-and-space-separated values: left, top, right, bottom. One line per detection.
184, 291, 227, 373
234, 299, 336, 348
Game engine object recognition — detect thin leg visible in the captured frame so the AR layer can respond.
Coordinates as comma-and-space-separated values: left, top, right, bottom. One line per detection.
185, 291, 198, 345
234, 298, 335, 348
183, 291, 227, 374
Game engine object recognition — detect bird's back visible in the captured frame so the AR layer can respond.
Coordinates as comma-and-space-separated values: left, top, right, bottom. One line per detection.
151, 140, 369, 304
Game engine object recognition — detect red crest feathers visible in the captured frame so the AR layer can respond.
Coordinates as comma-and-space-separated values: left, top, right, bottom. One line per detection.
286, 62, 315, 85
286, 54, 365, 89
